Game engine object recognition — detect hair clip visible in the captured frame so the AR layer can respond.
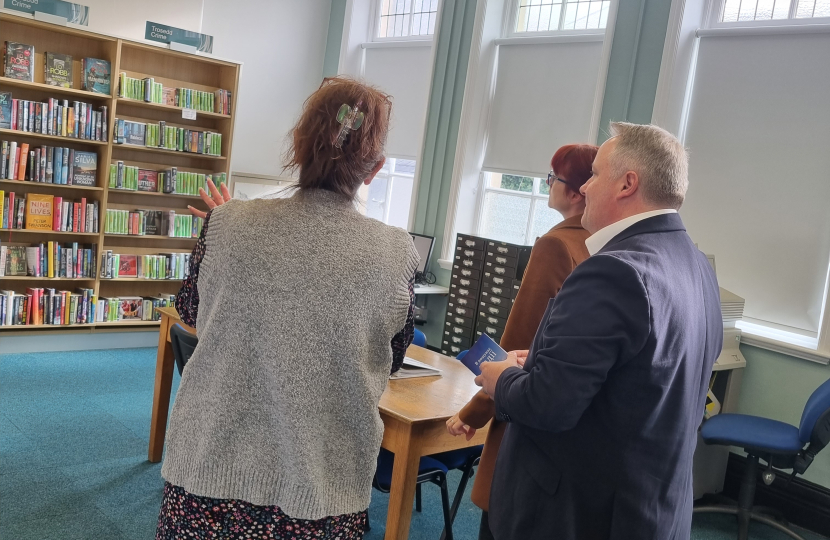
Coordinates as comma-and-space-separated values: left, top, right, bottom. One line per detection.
335, 102, 365, 149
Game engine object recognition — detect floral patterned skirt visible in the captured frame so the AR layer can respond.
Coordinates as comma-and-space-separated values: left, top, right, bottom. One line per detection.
156, 482, 368, 540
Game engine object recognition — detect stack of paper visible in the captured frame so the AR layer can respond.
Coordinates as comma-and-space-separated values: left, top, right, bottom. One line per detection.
720, 288, 745, 328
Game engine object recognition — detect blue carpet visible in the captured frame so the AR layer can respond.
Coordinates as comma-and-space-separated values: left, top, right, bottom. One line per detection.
0, 348, 825, 540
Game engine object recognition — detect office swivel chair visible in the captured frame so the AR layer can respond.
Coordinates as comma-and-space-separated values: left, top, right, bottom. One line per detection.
170, 323, 199, 376
413, 328, 427, 348
695, 377, 830, 540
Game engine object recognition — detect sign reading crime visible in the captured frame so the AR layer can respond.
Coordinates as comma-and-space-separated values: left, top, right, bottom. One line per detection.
145, 22, 214, 53
3, 0, 89, 25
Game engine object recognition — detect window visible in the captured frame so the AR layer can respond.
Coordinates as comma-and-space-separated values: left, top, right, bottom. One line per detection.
377, 0, 439, 39
365, 158, 417, 229
478, 173, 563, 245
514, 0, 611, 33
719, 0, 830, 22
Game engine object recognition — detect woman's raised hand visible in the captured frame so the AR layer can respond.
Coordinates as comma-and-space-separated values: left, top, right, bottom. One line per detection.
188, 179, 232, 218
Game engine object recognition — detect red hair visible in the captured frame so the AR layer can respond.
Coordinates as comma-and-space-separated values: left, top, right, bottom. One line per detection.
550, 144, 599, 193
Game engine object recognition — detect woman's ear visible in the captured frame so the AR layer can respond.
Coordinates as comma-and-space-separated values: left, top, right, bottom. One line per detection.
365, 156, 387, 186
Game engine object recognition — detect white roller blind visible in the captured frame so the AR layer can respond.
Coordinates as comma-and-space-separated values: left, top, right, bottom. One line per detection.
362, 46, 433, 158
482, 40, 603, 178
682, 32, 830, 337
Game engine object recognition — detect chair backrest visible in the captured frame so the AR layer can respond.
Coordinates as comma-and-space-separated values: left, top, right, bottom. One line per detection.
799, 377, 830, 445
456, 350, 468, 360
170, 323, 199, 376
413, 328, 427, 348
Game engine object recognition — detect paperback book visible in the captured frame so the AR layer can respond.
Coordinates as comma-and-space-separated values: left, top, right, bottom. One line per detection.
71, 151, 97, 186
3, 42, 35, 82
460, 334, 509, 376
82, 58, 111, 95
0, 92, 12, 130
45, 52, 73, 88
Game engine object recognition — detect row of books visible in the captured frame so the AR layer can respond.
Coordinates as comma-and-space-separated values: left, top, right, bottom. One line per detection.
1, 140, 97, 185
107, 162, 227, 195
0, 287, 96, 326
0, 242, 96, 278
0, 94, 108, 142
104, 209, 202, 238
114, 119, 222, 156
98, 294, 175, 322
100, 251, 191, 280
3, 41, 111, 94
117, 72, 230, 114
1, 191, 99, 233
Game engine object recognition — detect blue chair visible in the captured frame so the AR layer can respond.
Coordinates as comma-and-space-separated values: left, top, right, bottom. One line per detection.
413, 328, 427, 348
170, 323, 199, 376
430, 349, 484, 540
371, 449, 454, 540
695, 377, 830, 540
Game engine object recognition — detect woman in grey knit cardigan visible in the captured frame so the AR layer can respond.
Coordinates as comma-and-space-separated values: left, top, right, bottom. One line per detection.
156, 77, 420, 540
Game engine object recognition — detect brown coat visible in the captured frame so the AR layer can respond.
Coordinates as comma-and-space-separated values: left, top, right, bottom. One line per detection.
457, 214, 590, 511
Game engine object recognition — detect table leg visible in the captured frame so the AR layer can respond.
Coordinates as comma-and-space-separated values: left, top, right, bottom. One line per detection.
148, 316, 175, 462
384, 422, 423, 540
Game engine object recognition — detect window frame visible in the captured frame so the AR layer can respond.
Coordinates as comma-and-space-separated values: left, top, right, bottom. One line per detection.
706, 0, 830, 28
366, 157, 418, 226
506, 0, 612, 37
476, 172, 560, 246
372, 0, 440, 42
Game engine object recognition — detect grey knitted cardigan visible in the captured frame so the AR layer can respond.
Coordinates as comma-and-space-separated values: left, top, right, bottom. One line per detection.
161, 190, 419, 520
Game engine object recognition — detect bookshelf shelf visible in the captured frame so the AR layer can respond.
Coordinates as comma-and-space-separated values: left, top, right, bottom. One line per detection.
115, 98, 231, 120
0, 77, 113, 101
0, 323, 96, 331
111, 144, 226, 160
1, 11, 240, 331
1, 229, 99, 237
103, 234, 197, 241
0, 276, 95, 281
101, 278, 183, 282
94, 320, 162, 327
106, 188, 202, 200
0, 128, 108, 147
0, 180, 104, 192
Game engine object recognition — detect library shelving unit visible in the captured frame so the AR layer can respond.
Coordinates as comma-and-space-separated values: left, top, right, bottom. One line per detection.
0, 12, 240, 335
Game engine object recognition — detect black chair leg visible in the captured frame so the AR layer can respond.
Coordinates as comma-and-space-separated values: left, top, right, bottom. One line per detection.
439, 474, 454, 540
365, 509, 371, 532
416, 483, 422, 512
736, 454, 759, 540
440, 458, 478, 540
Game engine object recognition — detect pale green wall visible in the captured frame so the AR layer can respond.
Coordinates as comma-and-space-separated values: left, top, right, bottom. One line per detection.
322, 0, 348, 78
598, 0, 673, 141
737, 345, 830, 487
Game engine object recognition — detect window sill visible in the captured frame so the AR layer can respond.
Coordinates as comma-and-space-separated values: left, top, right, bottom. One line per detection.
437, 258, 453, 271
736, 321, 830, 365
495, 32, 605, 46
362, 40, 434, 49
697, 21, 830, 38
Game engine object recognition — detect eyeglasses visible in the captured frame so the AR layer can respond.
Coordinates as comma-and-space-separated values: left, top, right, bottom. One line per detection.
546, 170, 572, 188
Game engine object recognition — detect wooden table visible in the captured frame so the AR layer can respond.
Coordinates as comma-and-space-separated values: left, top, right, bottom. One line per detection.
149, 306, 488, 540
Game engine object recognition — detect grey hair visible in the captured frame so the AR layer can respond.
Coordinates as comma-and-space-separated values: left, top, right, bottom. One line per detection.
608, 122, 689, 209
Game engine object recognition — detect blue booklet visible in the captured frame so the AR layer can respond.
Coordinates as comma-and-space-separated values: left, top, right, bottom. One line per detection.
460, 334, 508, 376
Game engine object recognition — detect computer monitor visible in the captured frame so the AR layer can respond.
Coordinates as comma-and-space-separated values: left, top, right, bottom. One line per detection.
410, 233, 434, 275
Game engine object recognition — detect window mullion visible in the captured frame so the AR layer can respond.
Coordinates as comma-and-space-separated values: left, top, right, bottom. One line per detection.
788, 0, 799, 18
525, 196, 538, 245
558, 0, 569, 30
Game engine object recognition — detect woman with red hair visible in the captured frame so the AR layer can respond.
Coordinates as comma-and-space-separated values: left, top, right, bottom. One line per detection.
447, 143, 599, 540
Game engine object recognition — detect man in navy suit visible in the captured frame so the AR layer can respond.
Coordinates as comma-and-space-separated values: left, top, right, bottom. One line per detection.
475, 123, 723, 540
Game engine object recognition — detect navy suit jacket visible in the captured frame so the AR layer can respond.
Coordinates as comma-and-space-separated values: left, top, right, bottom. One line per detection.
489, 213, 722, 540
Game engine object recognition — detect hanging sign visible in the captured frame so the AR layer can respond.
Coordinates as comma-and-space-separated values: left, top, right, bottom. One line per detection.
145, 22, 214, 53
3, 0, 90, 25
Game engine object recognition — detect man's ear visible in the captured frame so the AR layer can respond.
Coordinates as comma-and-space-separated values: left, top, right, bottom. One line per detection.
617, 171, 639, 200
365, 157, 387, 186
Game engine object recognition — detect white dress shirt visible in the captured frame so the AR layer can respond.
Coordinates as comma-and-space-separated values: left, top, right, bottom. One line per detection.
585, 209, 677, 256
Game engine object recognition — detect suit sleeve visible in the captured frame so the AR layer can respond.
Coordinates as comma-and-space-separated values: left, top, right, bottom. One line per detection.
494, 254, 651, 433
500, 235, 575, 352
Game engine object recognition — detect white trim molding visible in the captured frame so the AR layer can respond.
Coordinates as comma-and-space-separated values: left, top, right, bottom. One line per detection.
361, 39, 435, 48
696, 22, 830, 37
494, 32, 605, 45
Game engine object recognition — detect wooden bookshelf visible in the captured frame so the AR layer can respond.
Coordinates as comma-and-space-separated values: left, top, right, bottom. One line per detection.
0, 11, 240, 333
